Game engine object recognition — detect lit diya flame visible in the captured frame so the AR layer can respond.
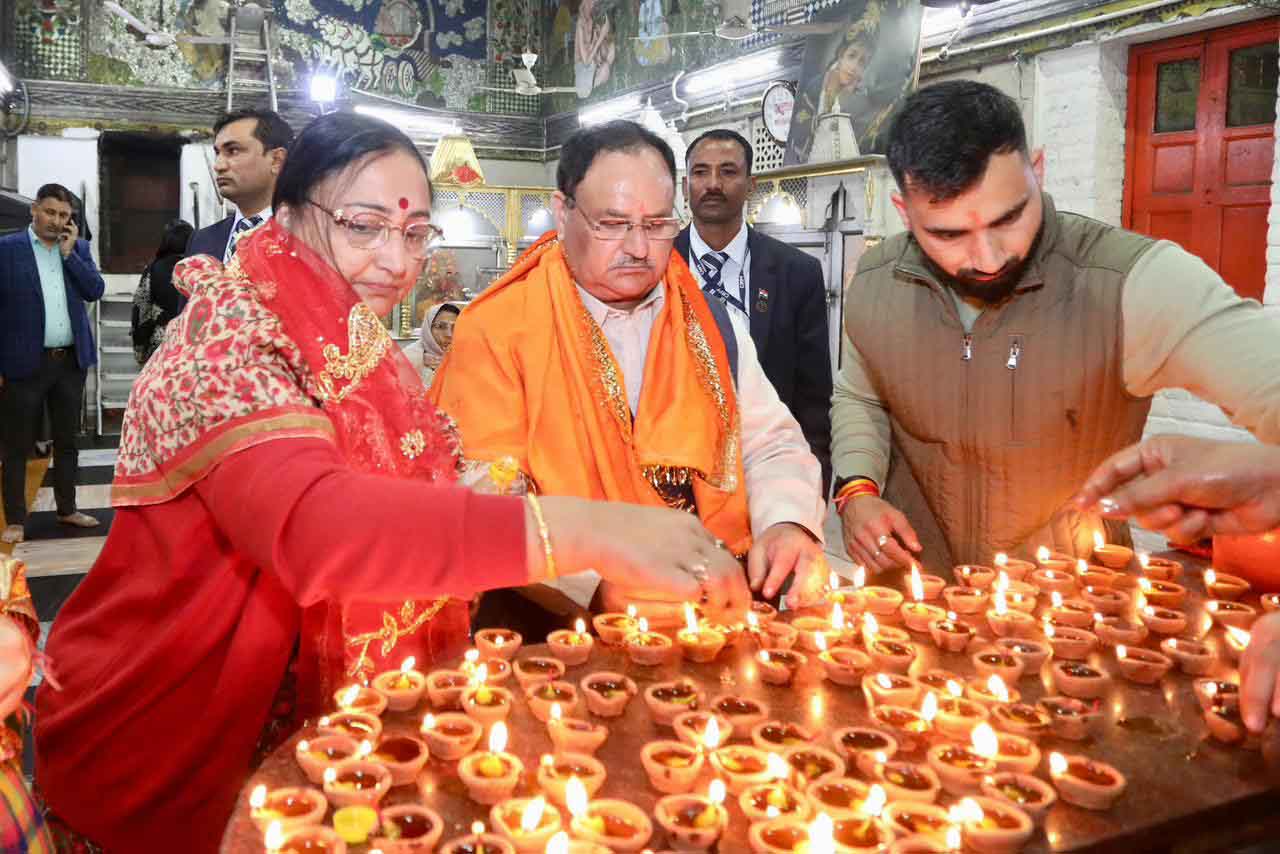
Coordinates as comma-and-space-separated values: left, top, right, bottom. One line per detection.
575, 617, 588, 635
1093, 531, 1105, 552
995, 572, 1010, 594
1138, 578, 1153, 594
264, 820, 285, 852
1037, 546, 1051, 564
954, 797, 985, 825
1143, 605, 1157, 618
971, 723, 999, 760
1205, 569, 1218, 587
493, 634, 506, 648
357, 739, 373, 758
489, 721, 509, 754
747, 611, 760, 631
473, 664, 489, 687
768, 752, 791, 781
465, 649, 480, 665
1049, 752, 1068, 777
1138, 551, 1150, 569
807, 813, 836, 854
862, 613, 880, 645
853, 566, 867, 589
546, 831, 570, 854
829, 570, 841, 591
759, 650, 772, 665
638, 617, 651, 634
249, 784, 267, 811
947, 610, 959, 623
876, 673, 894, 691
703, 717, 722, 750
627, 604, 638, 620
1092, 612, 1105, 625
1226, 626, 1252, 649
401, 656, 416, 674
472, 822, 486, 835
423, 713, 436, 730
1051, 592, 1064, 609
946, 679, 964, 699
550, 702, 563, 722
520, 796, 547, 833
986, 675, 1010, 703
994, 552, 1009, 569
684, 602, 700, 635
1116, 645, 1128, 660
946, 824, 962, 851
831, 602, 846, 631
709, 779, 727, 805
565, 776, 589, 820
993, 590, 1009, 616
1205, 682, 1219, 697
1076, 559, 1088, 576
815, 632, 828, 653
323, 767, 338, 786
1043, 620, 1056, 639
910, 565, 925, 603
862, 784, 887, 818
920, 691, 939, 724
339, 684, 361, 708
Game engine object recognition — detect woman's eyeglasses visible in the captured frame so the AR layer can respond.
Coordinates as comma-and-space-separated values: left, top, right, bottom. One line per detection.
307, 200, 443, 259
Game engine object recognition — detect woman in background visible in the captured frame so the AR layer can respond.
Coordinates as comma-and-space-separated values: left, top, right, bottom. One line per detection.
403, 300, 463, 388
131, 218, 194, 364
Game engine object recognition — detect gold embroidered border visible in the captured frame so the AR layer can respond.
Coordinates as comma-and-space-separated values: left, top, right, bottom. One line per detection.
316, 302, 392, 404
678, 289, 740, 492
345, 597, 452, 681
576, 297, 632, 436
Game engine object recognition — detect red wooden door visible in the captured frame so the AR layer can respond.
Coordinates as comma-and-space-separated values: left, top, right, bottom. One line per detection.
1124, 18, 1279, 301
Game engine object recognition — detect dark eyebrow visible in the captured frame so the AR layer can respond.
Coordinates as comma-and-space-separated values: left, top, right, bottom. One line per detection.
923, 196, 1030, 238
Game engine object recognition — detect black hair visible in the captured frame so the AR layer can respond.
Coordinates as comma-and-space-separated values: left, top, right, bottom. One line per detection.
886, 80, 1029, 200
435, 304, 461, 319
557, 120, 676, 199
686, 128, 754, 174
273, 111, 432, 211
156, 218, 194, 258
34, 183, 75, 205
213, 108, 295, 153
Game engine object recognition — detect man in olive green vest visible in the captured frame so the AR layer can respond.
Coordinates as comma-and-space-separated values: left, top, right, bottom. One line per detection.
832, 80, 1280, 574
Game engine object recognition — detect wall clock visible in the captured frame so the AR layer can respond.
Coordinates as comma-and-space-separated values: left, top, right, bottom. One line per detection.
761, 80, 796, 145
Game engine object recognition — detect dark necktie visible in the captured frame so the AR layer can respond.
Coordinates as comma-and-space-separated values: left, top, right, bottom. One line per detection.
697, 250, 745, 314
227, 214, 263, 259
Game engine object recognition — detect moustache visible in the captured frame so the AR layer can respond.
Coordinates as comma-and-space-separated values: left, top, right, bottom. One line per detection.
609, 258, 652, 270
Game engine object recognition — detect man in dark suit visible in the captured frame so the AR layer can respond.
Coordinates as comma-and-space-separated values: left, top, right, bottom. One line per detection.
185, 108, 293, 264
676, 129, 833, 493
0, 183, 106, 544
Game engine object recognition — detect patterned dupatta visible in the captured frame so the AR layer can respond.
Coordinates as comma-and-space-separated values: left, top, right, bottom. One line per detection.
113, 219, 470, 711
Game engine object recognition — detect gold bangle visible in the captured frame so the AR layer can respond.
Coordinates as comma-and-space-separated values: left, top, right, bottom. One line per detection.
525, 493, 557, 582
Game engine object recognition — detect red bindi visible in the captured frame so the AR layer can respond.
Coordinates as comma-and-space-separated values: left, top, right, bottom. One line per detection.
398, 197, 409, 210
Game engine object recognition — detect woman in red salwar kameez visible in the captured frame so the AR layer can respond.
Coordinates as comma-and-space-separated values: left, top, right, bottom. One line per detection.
34, 113, 745, 853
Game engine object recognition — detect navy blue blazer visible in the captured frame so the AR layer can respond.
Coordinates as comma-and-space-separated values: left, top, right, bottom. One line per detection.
184, 214, 236, 262
0, 230, 105, 380
676, 225, 833, 494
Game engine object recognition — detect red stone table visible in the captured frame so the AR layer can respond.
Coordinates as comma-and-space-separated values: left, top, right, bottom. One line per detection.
224, 561, 1280, 853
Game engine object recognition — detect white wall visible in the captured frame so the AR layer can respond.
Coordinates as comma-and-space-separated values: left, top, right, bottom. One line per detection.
180, 142, 228, 232
17, 131, 101, 265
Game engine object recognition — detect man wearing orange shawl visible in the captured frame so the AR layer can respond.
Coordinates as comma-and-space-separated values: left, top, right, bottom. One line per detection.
431, 121, 826, 619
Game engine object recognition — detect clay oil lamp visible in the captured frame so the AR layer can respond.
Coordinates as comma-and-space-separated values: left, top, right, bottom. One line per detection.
420, 712, 483, 760
871, 704, 931, 754
901, 569, 947, 632
1034, 545, 1072, 574
990, 701, 1051, 740
953, 796, 1034, 854
316, 711, 382, 745
971, 649, 1024, 684
816, 634, 871, 686
541, 832, 609, 854
1037, 696, 1102, 741
1206, 599, 1258, 631
248, 784, 327, 833
593, 606, 638, 645
624, 617, 674, 665
709, 742, 773, 794
1090, 533, 1133, 569
833, 727, 899, 776
1029, 566, 1077, 598
1263, 593, 1280, 613
1047, 752, 1126, 810
868, 636, 917, 674
1223, 625, 1252, 664
752, 719, 816, 751
1051, 660, 1111, 700
1043, 622, 1098, 661
655, 779, 730, 851
1045, 592, 1095, 629
426, 669, 471, 710
916, 668, 965, 694
1137, 577, 1186, 609
882, 802, 953, 848
263, 822, 349, 854
673, 710, 732, 750
913, 563, 947, 599
333, 684, 388, 718
758, 648, 808, 685
1074, 560, 1120, 589
992, 637, 1050, 672
547, 619, 594, 667
875, 756, 942, 804
675, 602, 727, 663
805, 777, 871, 820
1160, 637, 1214, 676
526, 679, 578, 722
760, 617, 801, 650
863, 672, 920, 709
513, 656, 566, 692
580, 672, 637, 717
792, 612, 837, 653
928, 612, 975, 653
993, 553, 1035, 582
547, 702, 608, 755
640, 738, 705, 794
992, 731, 1040, 774
942, 585, 989, 616
1137, 551, 1182, 581
933, 684, 991, 742
1205, 699, 1250, 745
490, 796, 561, 854
783, 744, 845, 788
965, 675, 1020, 710
322, 757, 392, 809
368, 734, 429, 786
927, 723, 998, 796
538, 752, 607, 804
1082, 585, 1129, 616
980, 773, 1056, 823
438, 821, 517, 854
831, 793, 898, 853
747, 814, 817, 854
1092, 614, 1147, 648
457, 722, 523, 806
752, 599, 780, 625
1138, 604, 1187, 635
370, 804, 446, 854
861, 584, 906, 617
711, 693, 769, 739
1204, 568, 1251, 601
738, 755, 812, 821
985, 591, 1035, 639
461, 678, 514, 727
645, 679, 706, 727
957, 563, 998, 589
476, 654, 512, 687
1193, 679, 1240, 713
475, 629, 522, 661
826, 570, 866, 612
295, 734, 358, 785
371, 657, 427, 712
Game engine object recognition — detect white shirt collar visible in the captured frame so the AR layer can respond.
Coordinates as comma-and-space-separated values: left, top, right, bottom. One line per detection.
235, 205, 272, 226
689, 221, 749, 268
577, 281, 665, 326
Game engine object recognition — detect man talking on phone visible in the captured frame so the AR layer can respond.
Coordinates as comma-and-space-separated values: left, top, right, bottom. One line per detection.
0, 183, 106, 544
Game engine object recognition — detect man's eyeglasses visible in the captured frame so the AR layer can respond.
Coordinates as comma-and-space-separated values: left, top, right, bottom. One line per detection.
307, 200, 443, 259
565, 196, 681, 242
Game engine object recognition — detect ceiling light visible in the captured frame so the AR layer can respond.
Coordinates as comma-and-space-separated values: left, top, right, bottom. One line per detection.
309, 73, 338, 105
354, 104, 460, 138
578, 95, 641, 127
684, 53, 780, 97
